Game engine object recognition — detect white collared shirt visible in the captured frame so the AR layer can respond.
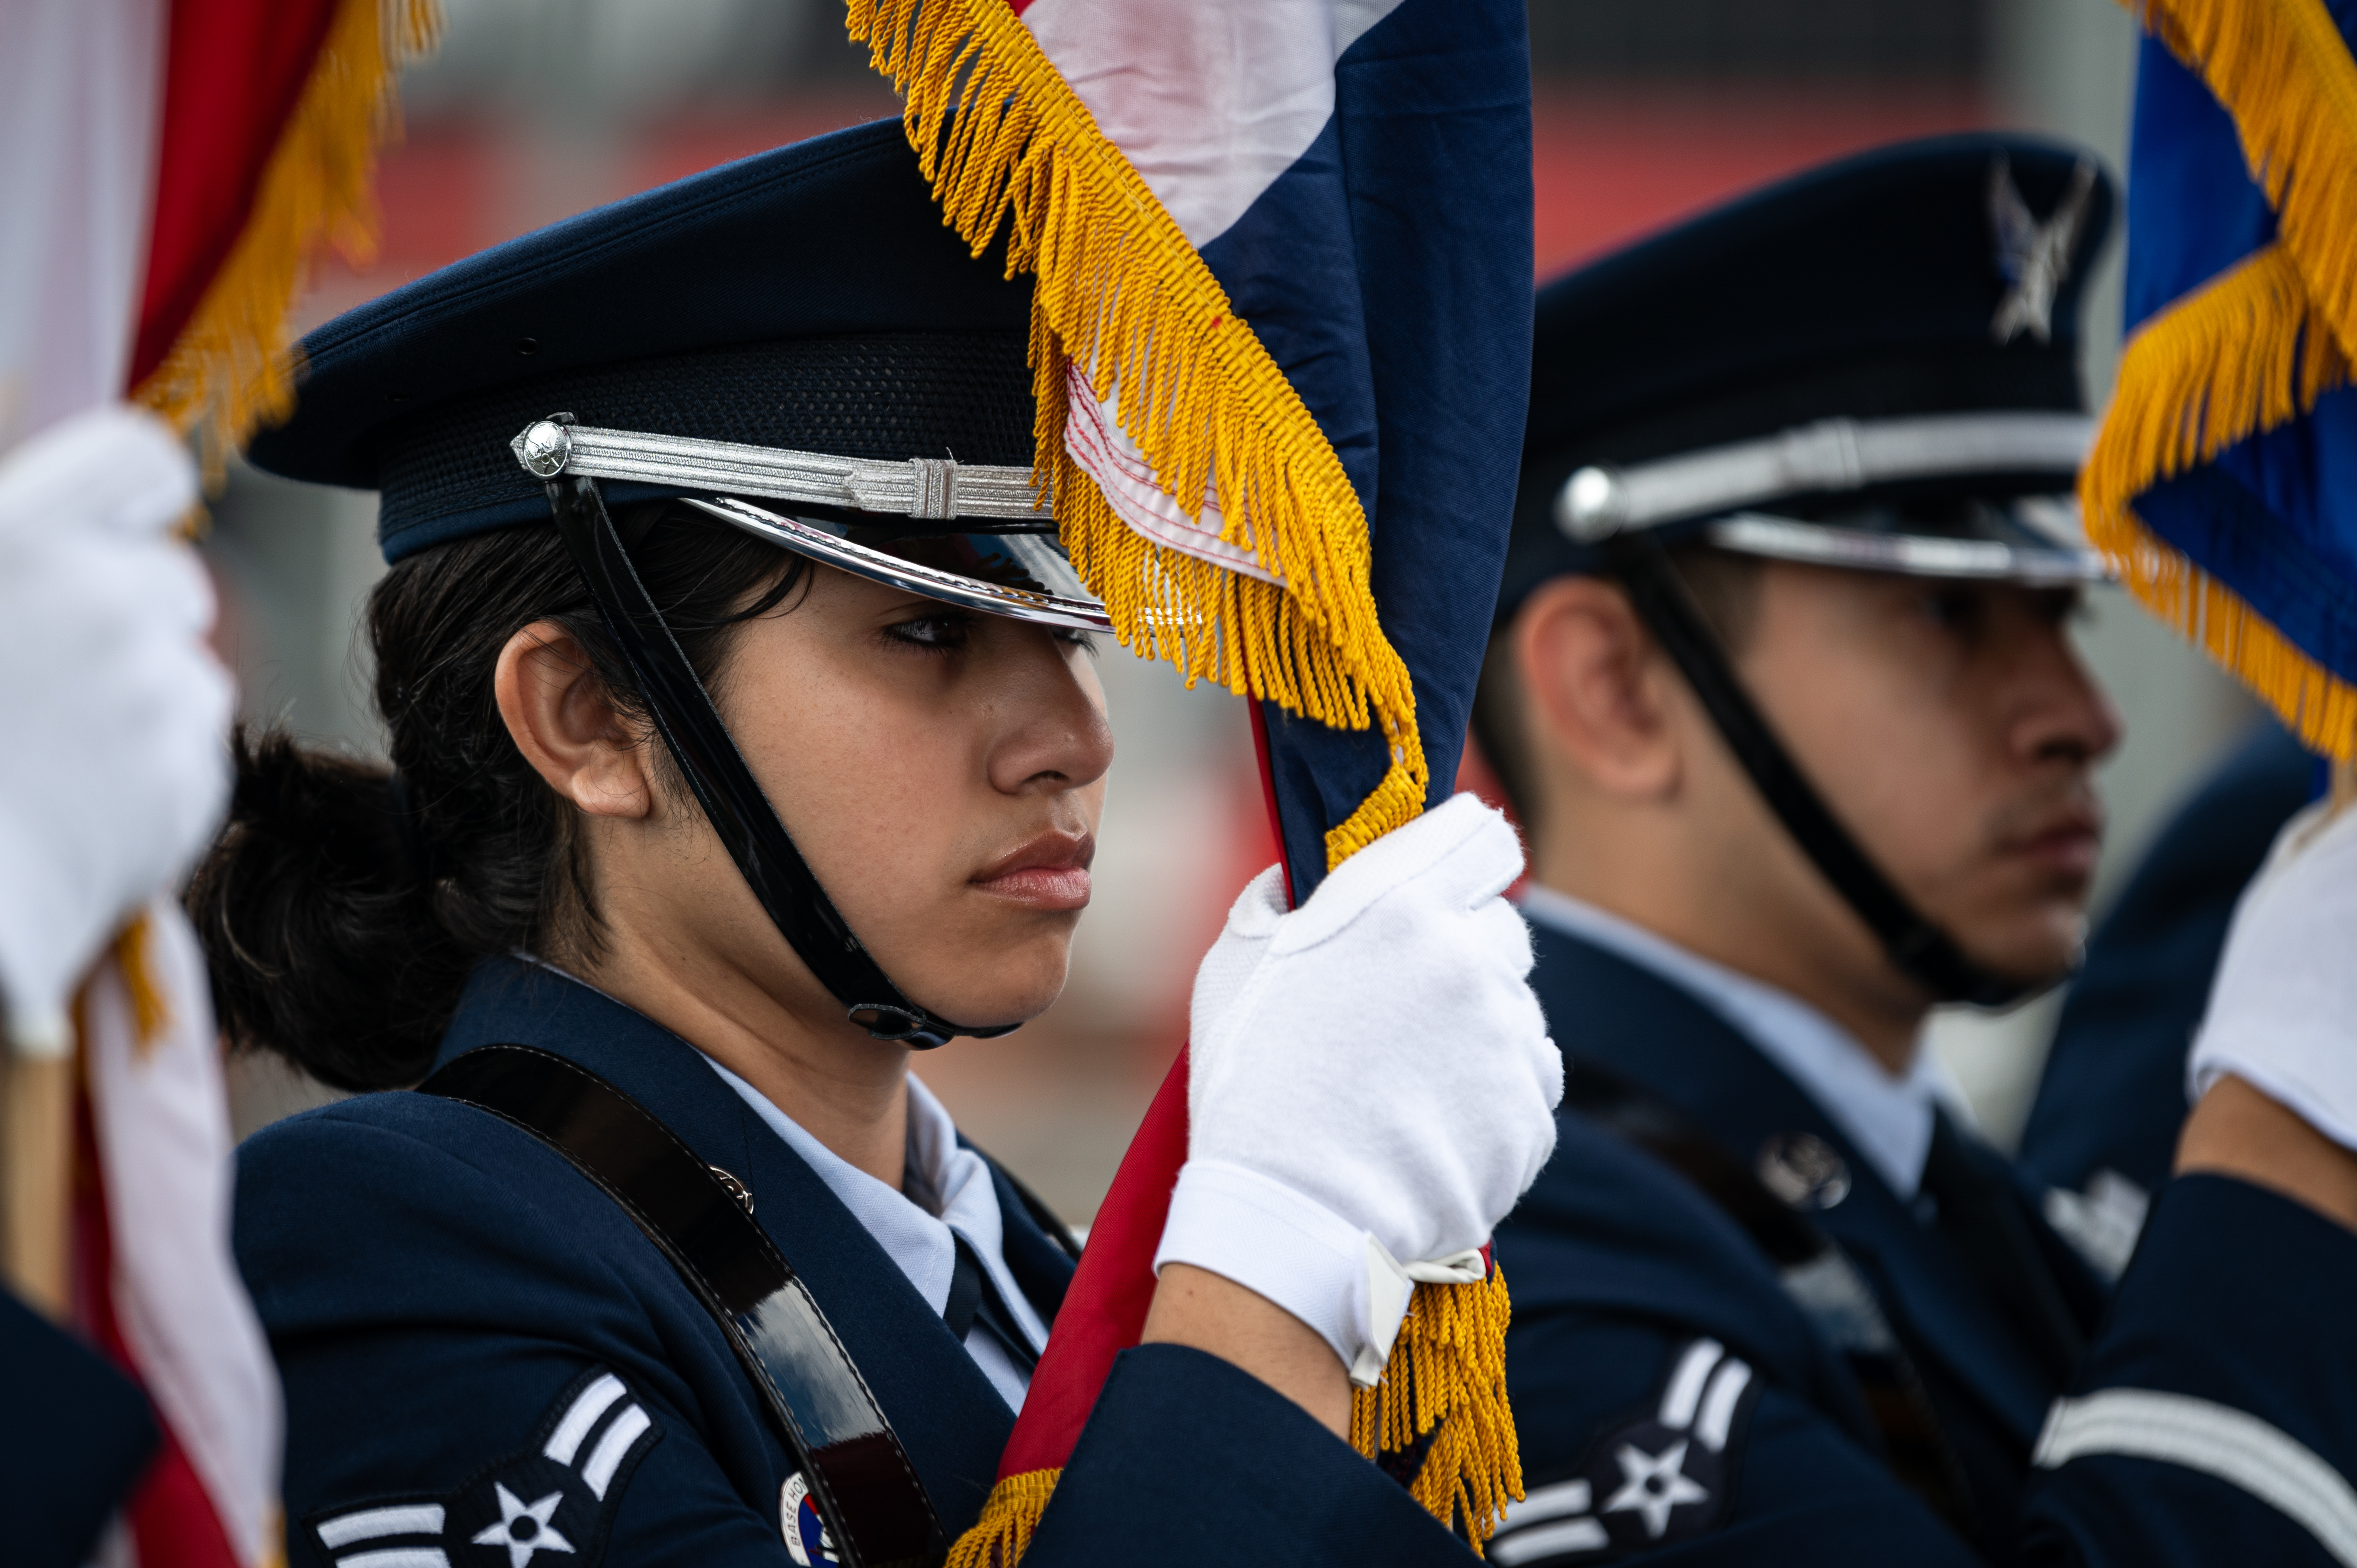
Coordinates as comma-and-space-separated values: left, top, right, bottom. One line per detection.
1520, 884, 1957, 1199
705, 1059, 1050, 1413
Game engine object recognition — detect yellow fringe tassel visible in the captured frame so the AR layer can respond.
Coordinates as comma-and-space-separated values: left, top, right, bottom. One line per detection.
2134, 0, 2357, 360
942, 1277, 1524, 1565
945, 1468, 1060, 1568
108, 914, 173, 1052
2082, 243, 2357, 755
848, 0, 1426, 868
132, 0, 442, 481
1349, 1272, 1524, 1553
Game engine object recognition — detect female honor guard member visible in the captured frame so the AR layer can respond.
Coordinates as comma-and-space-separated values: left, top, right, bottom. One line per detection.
195, 122, 1561, 1567
1476, 136, 2357, 1565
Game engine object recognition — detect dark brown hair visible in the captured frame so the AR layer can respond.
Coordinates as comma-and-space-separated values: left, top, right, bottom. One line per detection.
186, 504, 802, 1091
1470, 543, 1762, 833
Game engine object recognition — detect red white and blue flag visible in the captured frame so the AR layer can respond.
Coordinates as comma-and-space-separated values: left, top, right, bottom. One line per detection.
852, 0, 1535, 1557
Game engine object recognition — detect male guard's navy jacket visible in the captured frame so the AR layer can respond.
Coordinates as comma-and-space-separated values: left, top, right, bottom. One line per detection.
1493, 920, 2357, 1565
236, 959, 1468, 1566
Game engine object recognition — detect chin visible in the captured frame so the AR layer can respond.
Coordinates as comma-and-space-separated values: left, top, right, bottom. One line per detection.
1957, 906, 2087, 989
906, 945, 1073, 1032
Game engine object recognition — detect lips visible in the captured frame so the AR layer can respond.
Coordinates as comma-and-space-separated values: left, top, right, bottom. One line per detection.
972, 830, 1095, 911
2002, 804, 2103, 879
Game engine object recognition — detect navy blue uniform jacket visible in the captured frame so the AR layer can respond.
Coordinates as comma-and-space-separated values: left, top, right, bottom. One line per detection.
0, 1289, 157, 1568
1492, 922, 2357, 1565
236, 959, 1470, 1566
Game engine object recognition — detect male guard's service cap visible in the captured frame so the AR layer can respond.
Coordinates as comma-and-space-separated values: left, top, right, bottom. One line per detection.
249, 119, 1103, 629
1495, 134, 2119, 630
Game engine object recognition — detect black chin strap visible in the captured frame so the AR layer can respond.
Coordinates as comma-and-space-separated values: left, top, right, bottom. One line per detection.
544, 470, 1013, 1048
1608, 532, 2036, 1008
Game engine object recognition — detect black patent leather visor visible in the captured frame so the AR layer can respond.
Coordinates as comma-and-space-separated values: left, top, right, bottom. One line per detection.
1704, 493, 2109, 586
682, 496, 1112, 633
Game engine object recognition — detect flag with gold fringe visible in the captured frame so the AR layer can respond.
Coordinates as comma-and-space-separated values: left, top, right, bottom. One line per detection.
2085, 0, 2357, 755
845, 0, 1537, 1558
0, 4, 437, 1563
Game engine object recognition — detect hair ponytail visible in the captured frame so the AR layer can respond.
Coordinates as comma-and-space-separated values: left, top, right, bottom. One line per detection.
190, 731, 466, 1089
187, 504, 805, 1090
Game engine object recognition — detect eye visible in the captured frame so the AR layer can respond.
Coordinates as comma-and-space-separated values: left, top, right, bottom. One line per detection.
1055, 627, 1100, 655
1918, 586, 1984, 634
884, 610, 975, 652
2033, 587, 2088, 628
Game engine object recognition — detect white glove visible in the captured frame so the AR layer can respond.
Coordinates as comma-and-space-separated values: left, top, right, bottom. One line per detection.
0, 406, 230, 1055
2189, 795, 2357, 1150
1154, 792, 1563, 1385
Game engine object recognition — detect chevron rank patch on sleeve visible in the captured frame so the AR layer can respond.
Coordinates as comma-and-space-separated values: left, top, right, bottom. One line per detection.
1488, 1338, 1760, 1564
304, 1368, 663, 1568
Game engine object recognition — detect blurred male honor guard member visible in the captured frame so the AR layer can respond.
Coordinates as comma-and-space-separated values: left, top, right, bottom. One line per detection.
1480, 135, 2357, 1565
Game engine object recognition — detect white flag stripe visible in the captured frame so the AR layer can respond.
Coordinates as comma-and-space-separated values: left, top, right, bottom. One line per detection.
84, 901, 282, 1567
1491, 1517, 1612, 1564
0, 0, 165, 452
543, 1373, 628, 1466
1060, 370, 1284, 586
583, 1402, 653, 1500
1497, 1477, 1592, 1529
1658, 1339, 1724, 1430
318, 1504, 448, 1547
338, 1550, 452, 1568
1020, 0, 1407, 249
1695, 1358, 1754, 1453
2036, 1389, 2357, 1566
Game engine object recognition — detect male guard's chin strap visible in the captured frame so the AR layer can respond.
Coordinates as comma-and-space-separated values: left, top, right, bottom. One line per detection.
1606, 531, 2043, 1010
542, 469, 1015, 1048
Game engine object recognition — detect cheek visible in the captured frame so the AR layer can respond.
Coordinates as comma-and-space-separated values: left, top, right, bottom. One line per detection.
1758, 644, 1982, 873
721, 637, 976, 901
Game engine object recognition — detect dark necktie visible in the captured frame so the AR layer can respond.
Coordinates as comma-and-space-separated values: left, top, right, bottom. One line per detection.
1919, 1109, 2087, 1389
944, 1232, 1040, 1374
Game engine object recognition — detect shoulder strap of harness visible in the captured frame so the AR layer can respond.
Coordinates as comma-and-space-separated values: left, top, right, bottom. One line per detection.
1563, 1057, 1980, 1534
420, 1043, 947, 1568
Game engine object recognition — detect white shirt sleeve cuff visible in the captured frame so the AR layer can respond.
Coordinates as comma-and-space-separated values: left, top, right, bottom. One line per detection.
1153, 1158, 1414, 1387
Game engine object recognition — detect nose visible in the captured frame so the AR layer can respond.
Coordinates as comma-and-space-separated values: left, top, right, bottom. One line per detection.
985, 630, 1116, 797
2007, 611, 2123, 771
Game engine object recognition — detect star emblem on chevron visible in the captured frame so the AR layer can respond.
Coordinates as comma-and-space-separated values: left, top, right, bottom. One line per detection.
1484, 1339, 1758, 1563
1602, 1437, 1711, 1538
303, 1368, 661, 1568
473, 1484, 576, 1568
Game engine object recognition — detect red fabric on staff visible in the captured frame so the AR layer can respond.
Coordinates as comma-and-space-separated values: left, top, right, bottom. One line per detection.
996, 1047, 1192, 1479
71, 1088, 240, 1568
129, 0, 341, 389
996, 706, 1300, 1478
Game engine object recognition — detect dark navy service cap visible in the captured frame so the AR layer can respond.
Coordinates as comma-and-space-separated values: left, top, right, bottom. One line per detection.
249, 118, 1054, 573
1495, 134, 2119, 629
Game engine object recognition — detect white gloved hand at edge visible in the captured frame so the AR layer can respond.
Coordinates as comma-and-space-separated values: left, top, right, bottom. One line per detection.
1154, 792, 1564, 1384
2188, 795, 2357, 1152
0, 407, 230, 1054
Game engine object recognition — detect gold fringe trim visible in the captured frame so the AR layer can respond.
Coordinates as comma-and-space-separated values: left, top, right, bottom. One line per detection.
2137, 0, 2357, 360
945, 1467, 1061, 1568
1349, 1271, 1524, 1553
848, 0, 1426, 867
2084, 243, 2357, 754
108, 914, 172, 1052
132, 0, 442, 480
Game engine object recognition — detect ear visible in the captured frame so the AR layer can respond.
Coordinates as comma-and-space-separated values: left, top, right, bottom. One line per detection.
1513, 575, 1683, 800
493, 622, 656, 819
